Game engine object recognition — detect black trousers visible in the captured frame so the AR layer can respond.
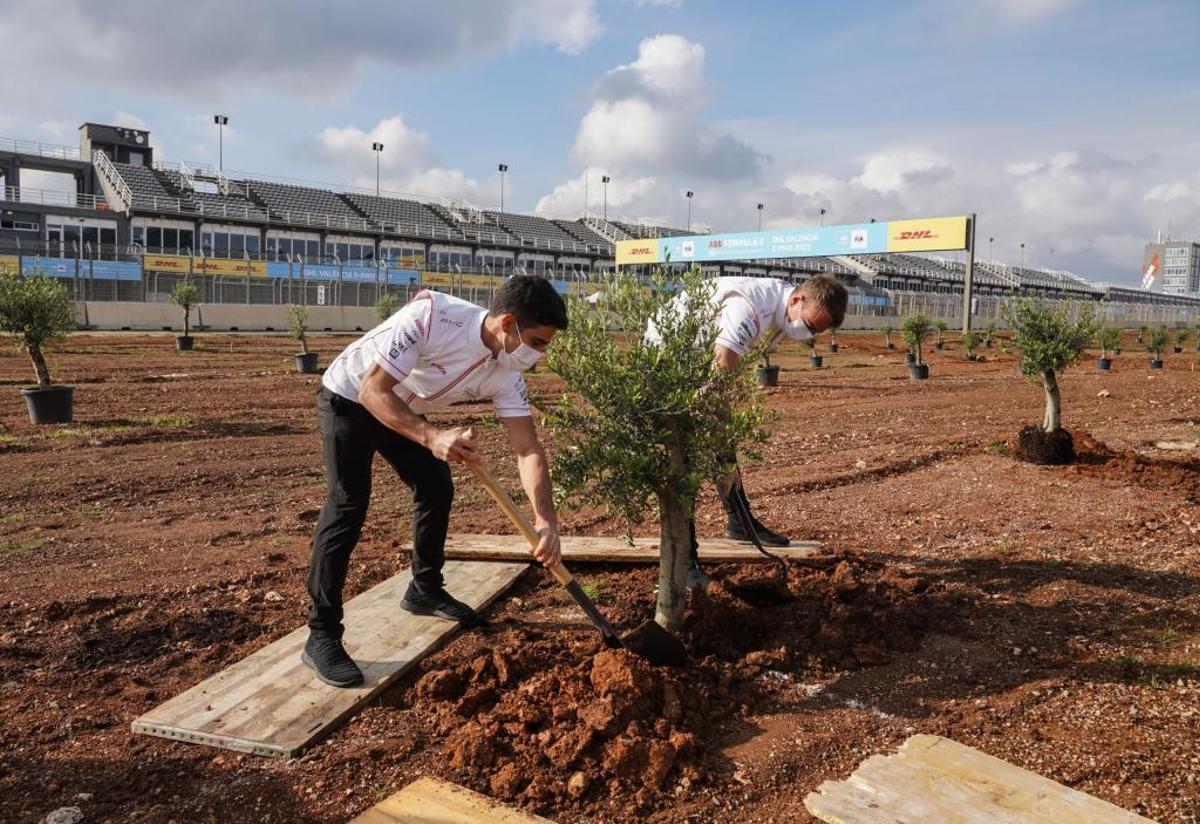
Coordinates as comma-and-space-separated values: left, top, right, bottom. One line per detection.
306, 387, 454, 637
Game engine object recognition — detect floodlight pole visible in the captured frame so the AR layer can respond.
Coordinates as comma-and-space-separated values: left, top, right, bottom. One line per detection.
961, 212, 977, 335
498, 163, 508, 213
685, 190, 693, 232
601, 175, 610, 221
213, 114, 228, 172
372, 142, 384, 196
756, 202, 764, 231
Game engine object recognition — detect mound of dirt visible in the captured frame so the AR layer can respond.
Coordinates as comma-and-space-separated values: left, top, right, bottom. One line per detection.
1016, 425, 1075, 465
1068, 431, 1200, 501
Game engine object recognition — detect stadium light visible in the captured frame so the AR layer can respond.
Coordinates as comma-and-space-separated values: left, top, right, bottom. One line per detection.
685, 190, 694, 232
213, 115, 229, 172
372, 142, 384, 197
819, 207, 826, 227
1020, 242, 1026, 270
601, 175, 611, 222
989, 236, 994, 262
498, 163, 508, 213
756, 202, 764, 232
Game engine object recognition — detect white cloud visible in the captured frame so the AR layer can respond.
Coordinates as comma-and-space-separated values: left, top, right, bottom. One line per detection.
570, 34, 763, 180
37, 120, 71, 141
854, 149, 955, 194
535, 167, 661, 219
627, 0, 683, 6
0, 0, 604, 104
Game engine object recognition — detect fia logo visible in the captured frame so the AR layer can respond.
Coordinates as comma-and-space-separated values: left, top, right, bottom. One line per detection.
681, 241, 695, 258
851, 229, 868, 250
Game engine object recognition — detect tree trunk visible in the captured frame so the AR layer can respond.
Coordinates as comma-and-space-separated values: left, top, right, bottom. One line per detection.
654, 415, 692, 633
300, 333, 309, 354
29, 346, 51, 388
1041, 370, 1061, 433
183, 306, 191, 337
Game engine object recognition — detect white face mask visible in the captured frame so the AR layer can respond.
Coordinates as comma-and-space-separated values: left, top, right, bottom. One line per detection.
496, 319, 545, 372
783, 314, 815, 342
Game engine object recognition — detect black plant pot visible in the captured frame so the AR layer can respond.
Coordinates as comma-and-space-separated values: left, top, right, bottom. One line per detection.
21, 385, 74, 425
935, 341, 944, 350
295, 352, 320, 374
1174, 347, 1183, 354
829, 342, 839, 353
908, 363, 929, 380
176, 335, 194, 351
884, 342, 895, 350
985, 339, 993, 348
1112, 348, 1121, 356
904, 352, 916, 366
965, 353, 978, 361
1150, 359, 1164, 369
1097, 357, 1111, 371
756, 365, 780, 387
810, 355, 823, 369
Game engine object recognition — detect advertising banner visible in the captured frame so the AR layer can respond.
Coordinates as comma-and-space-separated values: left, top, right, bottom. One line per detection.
421, 272, 455, 287
142, 254, 191, 273
301, 264, 339, 281
388, 268, 420, 285
192, 258, 267, 277
87, 260, 142, 281
460, 274, 501, 288
616, 215, 971, 265
340, 265, 382, 283
885, 216, 969, 253
23, 257, 76, 278
0, 255, 20, 275
267, 261, 294, 279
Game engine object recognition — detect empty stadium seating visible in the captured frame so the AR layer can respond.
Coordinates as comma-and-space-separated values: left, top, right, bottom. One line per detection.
246, 179, 370, 227
553, 219, 613, 249
488, 211, 594, 252
343, 193, 456, 236
154, 169, 270, 221
113, 163, 181, 209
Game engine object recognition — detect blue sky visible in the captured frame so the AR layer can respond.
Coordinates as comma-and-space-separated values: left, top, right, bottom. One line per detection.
2, 0, 1198, 284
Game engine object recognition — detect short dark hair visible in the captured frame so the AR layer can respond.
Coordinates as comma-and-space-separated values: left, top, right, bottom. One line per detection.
490, 275, 569, 330
799, 275, 849, 327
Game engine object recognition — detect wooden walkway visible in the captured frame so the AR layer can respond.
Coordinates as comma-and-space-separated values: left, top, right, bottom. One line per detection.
132, 560, 526, 757
443, 533, 821, 564
804, 734, 1155, 823
349, 777, 553, 823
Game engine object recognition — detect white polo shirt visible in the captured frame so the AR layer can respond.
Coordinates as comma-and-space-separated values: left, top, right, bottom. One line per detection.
322, 290, 531, 418
645, 277, 791, 356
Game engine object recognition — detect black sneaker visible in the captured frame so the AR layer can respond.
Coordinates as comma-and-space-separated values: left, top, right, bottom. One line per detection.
399, 586, 482, 627
724, 515, 791, 548
301, 632, 364, 688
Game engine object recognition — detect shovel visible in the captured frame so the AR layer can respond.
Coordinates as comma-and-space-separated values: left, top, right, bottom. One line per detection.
721, 468, 794, 605
466, 460, 688, 667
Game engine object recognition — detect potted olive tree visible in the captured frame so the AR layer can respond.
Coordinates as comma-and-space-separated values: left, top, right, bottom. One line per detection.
828, 325, 840, 353
376, 291, 402, 322
1147, 325, 1168, 369
1174, 327, 1189, 355
756, 346, 780, 387
809, 337, 823, 369
1002, 297, 1097, 464
901, 314, 932, 380
546, 267, 765, 632
933, 319, 948, 350
963, 330, 981, 361
170, 278, 200, 350
881, 324, 895, 350
984, 322, 997, 348
0, 268, 78, 424
1095, 325, 1120, 371
1137, 325, 1148, 345
286, 304, 319, 373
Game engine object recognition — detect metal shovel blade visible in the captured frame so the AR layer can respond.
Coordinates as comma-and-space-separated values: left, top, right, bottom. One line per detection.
622, 620, 689, 668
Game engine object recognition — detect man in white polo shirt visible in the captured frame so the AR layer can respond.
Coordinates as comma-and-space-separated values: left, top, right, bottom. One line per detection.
303, 276, 568, 687
646, 274, 848, 588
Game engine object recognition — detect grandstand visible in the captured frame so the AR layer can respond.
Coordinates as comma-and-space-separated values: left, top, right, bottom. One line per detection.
2, 120, 1199, 327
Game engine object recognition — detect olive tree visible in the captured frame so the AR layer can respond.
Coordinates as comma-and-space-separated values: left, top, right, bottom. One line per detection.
1175, 327, 1190, 352
901, 314, 932, 365
0, 269, 76, 387
169, 279, 200, 337
1002, 296, 1098, 435
376, 292, 402, 321
881, 324, 894, 349
962, 330, 981, 359
1146, 325, 1168, 359
934, 319, 948, 348
285, 304, 310, 354
1096, 325, 1121, 359
545, 267, 767, 631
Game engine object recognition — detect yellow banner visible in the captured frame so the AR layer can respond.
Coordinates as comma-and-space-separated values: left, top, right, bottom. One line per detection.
420, 272, 455, 287
460, 274, 501, 288
193, 258, 267, 277
615, 239, 663, 266
0, 255, 19, 275
886, 216, 969, 253
142, 253, 191, 273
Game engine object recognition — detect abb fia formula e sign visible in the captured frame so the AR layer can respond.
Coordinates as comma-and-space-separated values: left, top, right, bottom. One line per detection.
616, 215, 970, 265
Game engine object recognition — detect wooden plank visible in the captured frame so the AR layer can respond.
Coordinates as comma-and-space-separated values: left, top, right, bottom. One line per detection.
804, 734, 1155, 824
349, 777, 553, 824
443, 533, 822, 564
132, 560, 527, 758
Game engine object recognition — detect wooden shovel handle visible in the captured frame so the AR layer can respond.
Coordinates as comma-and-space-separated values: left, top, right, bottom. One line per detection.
465, 460, 573, 588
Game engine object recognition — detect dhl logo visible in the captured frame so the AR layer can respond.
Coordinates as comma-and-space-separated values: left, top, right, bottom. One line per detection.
897, 230, 935, 240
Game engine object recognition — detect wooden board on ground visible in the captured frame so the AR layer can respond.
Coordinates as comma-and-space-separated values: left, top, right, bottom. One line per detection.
804, 734, 1154, 823
132, 560, 527, 758
349, 777, 553, 824
443, 533, 822, 564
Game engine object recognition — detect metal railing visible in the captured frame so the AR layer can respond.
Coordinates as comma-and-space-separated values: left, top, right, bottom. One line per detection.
0, 136, 83, 161
2, 186, 110, 211
91, 150, 132, 212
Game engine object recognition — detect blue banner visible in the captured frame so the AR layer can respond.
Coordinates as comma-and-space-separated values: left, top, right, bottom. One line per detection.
659, 223, 886, 264
87, 260, 142, 281
552, 279, 570, 294
388, 268, 420, 285
300, 264, 339, 281
340, 265, 382, 284
267, 261, 293, 279
22, 257, 76, 278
